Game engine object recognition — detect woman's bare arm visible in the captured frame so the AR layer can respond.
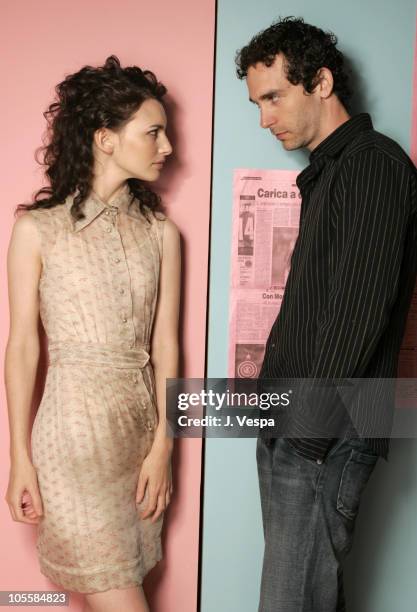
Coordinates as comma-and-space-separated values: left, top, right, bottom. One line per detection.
136, 217, 180, 522
150, 217, 180, 446
4, 212, 43, 523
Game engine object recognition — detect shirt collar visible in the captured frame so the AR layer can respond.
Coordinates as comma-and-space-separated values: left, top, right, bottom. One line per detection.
309, 113, 373, 162
65, 183, 139, 232
296, 113, 373, 196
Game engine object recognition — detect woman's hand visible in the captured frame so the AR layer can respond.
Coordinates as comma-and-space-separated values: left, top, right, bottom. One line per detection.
5, 456, 43, 524
136, 437, 173, 523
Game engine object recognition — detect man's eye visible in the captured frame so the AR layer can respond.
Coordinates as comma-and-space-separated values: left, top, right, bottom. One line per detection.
149, 130, 158, 137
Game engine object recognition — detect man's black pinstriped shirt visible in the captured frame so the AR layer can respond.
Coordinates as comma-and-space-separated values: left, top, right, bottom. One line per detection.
259, 113, 417, 463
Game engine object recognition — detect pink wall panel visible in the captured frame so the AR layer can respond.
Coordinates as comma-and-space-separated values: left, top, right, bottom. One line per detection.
1, 1, 215, 610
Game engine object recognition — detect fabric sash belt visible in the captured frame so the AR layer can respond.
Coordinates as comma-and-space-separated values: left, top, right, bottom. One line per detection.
48, 342, 150, 369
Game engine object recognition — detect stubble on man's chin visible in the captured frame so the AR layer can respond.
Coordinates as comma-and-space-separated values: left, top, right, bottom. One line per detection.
281, 139, 299, 152
285, 135, 311, 152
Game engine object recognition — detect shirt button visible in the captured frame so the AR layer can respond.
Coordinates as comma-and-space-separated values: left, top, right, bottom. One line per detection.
105, 210, 110, 216
106, 227, 112, 233
316, 459, 323, 465
114, 257, 120, 264
121, 316, 128, 323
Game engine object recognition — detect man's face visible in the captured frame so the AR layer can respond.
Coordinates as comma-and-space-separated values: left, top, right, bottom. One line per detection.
246, 54, 322, 152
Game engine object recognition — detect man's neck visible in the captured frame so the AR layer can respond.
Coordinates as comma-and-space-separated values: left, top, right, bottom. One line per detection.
308, 105, 351, 153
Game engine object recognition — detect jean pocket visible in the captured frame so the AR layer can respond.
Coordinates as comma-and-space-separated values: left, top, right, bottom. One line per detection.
336, 448, 378, 521
281, 437, 323, 467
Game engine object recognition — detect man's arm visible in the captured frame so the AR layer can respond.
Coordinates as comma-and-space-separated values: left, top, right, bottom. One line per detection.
285, 148, 414, 458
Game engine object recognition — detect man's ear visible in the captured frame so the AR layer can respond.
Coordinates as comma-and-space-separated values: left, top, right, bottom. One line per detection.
314, 67, 334, 100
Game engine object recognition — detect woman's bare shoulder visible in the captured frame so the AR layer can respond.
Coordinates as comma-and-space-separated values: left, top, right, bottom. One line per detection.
162, 217, 180, 240
12, 211, 40, 240
16, 204, 69, 239
9, 212, 41, 261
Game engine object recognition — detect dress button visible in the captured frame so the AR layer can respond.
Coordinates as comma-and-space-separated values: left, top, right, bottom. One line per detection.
147, 422, 153, 431
121, 316, 128, 323
316, 458, 323, 465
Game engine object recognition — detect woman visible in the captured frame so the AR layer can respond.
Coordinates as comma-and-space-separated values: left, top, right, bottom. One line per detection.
5, 55, 180, 612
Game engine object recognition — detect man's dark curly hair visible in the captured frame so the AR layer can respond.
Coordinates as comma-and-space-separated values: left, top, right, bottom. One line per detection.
18, 55, 167, 220
235, 16, 352, 108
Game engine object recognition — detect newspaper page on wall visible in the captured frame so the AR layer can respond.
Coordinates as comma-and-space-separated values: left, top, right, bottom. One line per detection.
228, 168, 301, 378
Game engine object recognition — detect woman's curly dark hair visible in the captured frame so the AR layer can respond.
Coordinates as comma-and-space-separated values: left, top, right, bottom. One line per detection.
235, 16, 352, 108
18, 55, 167, 220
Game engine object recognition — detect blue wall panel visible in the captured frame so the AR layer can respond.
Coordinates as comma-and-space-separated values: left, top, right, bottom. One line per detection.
203, 1, 417, 611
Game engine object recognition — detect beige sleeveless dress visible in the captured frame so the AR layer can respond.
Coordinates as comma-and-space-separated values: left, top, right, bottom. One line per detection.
29, 185, 164, 593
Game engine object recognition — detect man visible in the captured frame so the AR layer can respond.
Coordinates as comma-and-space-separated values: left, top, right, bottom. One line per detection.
235, 16, 417, 612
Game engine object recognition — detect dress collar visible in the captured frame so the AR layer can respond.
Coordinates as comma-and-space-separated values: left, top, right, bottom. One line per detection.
65, 183, 143, 232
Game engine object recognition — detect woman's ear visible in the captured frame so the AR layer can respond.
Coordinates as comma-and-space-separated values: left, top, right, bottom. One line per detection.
93, 127, 115, 155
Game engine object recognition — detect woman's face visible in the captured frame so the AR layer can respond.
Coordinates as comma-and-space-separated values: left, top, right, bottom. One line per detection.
110, 98, 172, 182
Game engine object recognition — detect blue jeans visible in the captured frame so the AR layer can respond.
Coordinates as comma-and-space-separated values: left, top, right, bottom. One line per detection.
256, 436, 379, 612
